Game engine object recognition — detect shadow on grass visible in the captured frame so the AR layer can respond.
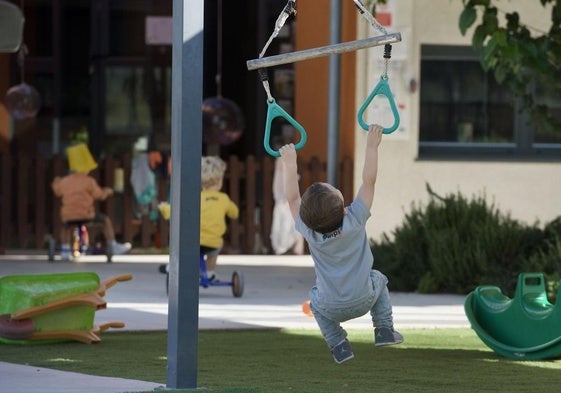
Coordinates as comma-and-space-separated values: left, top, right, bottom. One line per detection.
1, 329, 560, 393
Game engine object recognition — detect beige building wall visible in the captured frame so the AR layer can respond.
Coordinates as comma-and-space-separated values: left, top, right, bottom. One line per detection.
354, 0, 560, 240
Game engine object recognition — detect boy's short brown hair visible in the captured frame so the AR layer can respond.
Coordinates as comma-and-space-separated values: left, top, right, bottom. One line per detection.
300, 182, 344, 234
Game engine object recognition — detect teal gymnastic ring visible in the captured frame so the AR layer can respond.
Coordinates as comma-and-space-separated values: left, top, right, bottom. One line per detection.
357, 77, 400, 134
263, 99, 307, 157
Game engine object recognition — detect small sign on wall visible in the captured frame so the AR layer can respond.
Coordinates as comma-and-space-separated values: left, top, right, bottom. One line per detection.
145, 16, 172, 45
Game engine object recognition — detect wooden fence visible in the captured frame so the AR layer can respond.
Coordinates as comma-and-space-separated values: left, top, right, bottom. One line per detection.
0, 153, 354, 254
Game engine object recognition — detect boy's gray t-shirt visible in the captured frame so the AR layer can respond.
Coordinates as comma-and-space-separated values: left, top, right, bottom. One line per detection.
295, 197, 374, 306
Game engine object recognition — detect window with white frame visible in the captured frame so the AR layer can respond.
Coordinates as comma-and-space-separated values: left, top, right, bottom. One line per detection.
419, 45, 561, 159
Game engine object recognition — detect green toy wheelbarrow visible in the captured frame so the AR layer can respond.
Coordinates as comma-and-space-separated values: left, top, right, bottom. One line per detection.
0, 272, 132, 344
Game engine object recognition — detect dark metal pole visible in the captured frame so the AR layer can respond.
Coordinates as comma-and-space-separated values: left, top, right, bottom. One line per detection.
167, 0, 204, 389
327, 0, 341, 186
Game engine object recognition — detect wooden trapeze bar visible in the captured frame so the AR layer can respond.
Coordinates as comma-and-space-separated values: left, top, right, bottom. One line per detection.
247, 32, 401, 71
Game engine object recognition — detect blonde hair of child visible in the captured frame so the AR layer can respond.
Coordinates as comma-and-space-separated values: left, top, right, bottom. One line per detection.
201, 156, 226, 189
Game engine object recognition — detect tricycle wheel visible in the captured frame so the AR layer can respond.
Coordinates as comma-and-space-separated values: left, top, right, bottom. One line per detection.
231, 271, 244, 298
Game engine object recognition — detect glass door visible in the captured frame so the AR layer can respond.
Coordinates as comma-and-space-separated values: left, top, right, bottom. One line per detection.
90, 0, 172, 154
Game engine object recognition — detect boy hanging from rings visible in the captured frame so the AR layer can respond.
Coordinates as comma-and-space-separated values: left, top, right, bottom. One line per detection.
278, 124, 402, 364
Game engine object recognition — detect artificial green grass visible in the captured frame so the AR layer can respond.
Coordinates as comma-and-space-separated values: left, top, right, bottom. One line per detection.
1, 329, 561, 392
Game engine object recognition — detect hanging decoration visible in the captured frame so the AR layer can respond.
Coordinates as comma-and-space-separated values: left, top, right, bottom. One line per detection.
202, 0, 244, 146
3, 0, 41, 120
202, 97, 244, 146
4, 46, 41, 120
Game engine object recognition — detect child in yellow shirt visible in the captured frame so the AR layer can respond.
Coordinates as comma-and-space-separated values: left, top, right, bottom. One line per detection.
200, 156, 239, 280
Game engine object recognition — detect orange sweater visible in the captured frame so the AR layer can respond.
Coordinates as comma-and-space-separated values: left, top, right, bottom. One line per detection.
51, 173, 110, 222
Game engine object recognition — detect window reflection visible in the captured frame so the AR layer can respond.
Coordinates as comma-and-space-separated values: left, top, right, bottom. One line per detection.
104, 65, 171, 152
419, 45, 560, 159
105, 67, 151, 135
420, 58, 514, 144
534, 83, 561, 144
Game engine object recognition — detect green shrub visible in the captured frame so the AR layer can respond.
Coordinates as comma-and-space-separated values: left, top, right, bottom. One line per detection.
370, 208, 429, 291
528, 220, 561, 302
371, 183, 560, 297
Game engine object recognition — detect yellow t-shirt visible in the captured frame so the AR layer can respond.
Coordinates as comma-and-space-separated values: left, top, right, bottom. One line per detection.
200, 190, 239, 248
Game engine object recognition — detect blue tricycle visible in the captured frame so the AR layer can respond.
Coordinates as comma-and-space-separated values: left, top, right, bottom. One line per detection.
159, 253, 244, 298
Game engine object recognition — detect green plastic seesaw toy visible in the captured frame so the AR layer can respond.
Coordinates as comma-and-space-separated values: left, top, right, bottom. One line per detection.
465, 272, 561, 360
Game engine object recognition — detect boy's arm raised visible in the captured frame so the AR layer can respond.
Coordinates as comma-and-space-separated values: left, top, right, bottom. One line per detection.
279, 144, 301, 220
356, 124, 383, 209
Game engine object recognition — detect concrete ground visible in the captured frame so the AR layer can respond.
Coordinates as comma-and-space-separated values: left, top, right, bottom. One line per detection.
0, 252, 470, 393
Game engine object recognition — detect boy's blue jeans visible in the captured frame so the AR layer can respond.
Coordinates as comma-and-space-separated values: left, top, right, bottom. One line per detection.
309, 269, 394, 349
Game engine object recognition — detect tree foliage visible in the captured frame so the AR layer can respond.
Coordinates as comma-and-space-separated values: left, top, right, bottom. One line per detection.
366, 0, 561, 133
458, 0, 561, 134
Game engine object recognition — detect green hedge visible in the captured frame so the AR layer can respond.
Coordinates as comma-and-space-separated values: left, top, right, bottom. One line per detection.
371, 184, 561, 300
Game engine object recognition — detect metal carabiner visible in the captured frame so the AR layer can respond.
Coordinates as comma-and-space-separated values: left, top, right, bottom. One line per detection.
263, 99, 307, 157
357, 76, 400, 134
259, 0, 297, 59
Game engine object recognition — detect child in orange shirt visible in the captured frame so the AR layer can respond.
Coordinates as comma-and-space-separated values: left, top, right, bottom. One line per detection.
52, 144, 131, 261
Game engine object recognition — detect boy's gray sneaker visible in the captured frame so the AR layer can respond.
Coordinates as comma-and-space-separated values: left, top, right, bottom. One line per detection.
331, 339, 354, 364
375, 327, 403, 347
